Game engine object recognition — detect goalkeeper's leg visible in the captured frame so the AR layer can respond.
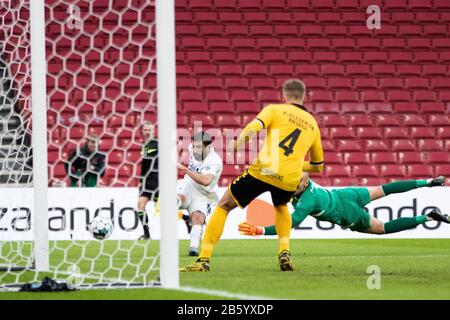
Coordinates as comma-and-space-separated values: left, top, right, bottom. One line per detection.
368, 176, 446, 201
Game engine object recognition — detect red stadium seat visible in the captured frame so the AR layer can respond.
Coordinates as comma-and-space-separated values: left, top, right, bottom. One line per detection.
393, 103, 419, 114
356, 127, 382, 139
282, 38, 307, 50
426, 152, 450, 164
437, 127, 450, 139
354, 78, 378, 90
257, 90, 280, 104
337, 140, 363, 152
305, 78, 327, 90
250, 78, 275, 89
421, 102, 446, 114
308, 38, 332, 50
415, 52, 439, 64
353, 165, 379, 178
236, 0, 262, 11
365, 140, 389, 152
417, 139, 444, 151
198, 77, 222, 90
339, 52, 363, 63
299, 25, 324, 37
434, 165, 450, 178
368, 103, 393, 114
431, 78, 450, 90
407, 165, 434, 179
347, 65, 371, 77
322, 140, 335, 152
317, 12, 342, 24
348, 115, 373, 127
398, 152, 424, 164
380, 78, 404, 90
380, 165, 407, 178
333, 39, 357, 51
410, 127, 436, 139
324, 25, 348, 37
210, 103, 234, 114
423, 65, 447, 77
236, 103, 261, 114
326, 165, 352, 178
387, 91, 411, 103
329, 127, 355, 139
184, 102, 208, 113
231, 91, 255, 103
344, 153, 370, 164
285, 0, 310, 10
391, 140, 417, 152
315, 103, 340, 114
405, 78, 430, 90
414, 91, 437, 103
372, 64, 396, 77
372, 153, 398, 165
402, 114, 427, 126
362, 92, 385, 103
324, 153, 343, 164
322, 115, 346, 127
384, 127, 409, 139
428, 115, 450, 127
310, 90, 333, 103
236, 52, 261, 63
336, 92, 359, 103
374, 115, 402, 127
216, 115, 241, 128
364, 52, 389, 63
287, 51, 313, 63
341, 103, 366, 114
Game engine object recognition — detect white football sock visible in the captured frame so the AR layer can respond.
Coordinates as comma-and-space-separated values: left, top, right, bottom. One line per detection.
190, 224, 203, 250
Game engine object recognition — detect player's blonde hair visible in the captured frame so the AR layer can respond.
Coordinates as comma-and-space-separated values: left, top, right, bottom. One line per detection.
282, 79, 306, 101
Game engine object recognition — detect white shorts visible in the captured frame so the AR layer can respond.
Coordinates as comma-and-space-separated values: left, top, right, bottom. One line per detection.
177, 179, 214, 216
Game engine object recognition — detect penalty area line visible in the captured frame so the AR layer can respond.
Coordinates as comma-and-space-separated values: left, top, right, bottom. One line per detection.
176, 286, 277, 300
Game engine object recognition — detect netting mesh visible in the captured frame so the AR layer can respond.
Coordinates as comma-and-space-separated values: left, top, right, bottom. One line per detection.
0, 0, 161, 290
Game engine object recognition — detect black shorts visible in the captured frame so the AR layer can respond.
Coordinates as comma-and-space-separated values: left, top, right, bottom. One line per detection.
139, 180, 159, 201
228, 170, 294, 208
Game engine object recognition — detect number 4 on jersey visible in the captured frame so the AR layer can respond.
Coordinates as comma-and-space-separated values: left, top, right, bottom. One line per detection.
278, 129, 302, 156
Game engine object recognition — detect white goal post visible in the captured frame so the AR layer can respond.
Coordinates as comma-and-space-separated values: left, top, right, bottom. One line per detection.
0, 0, 179, 290
155, 0, 179, 289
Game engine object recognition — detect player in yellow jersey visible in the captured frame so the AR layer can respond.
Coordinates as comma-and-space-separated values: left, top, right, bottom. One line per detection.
180, 79, 324, 272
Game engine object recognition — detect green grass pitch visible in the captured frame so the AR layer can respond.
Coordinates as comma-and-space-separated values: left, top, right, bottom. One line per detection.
1, 239, 450, 300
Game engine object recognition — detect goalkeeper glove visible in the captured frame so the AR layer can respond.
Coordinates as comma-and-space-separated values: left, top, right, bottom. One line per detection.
238, 221, 264, 236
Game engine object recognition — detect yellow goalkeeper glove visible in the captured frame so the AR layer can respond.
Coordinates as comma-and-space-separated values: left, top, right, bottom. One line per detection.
238, 221, 264, 236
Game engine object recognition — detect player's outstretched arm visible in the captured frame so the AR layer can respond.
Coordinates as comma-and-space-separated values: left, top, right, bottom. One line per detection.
177, 163, 214, 186
239, 209, 309, 236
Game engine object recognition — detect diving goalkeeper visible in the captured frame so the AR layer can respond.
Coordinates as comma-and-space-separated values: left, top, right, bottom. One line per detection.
239, 173, 449, 236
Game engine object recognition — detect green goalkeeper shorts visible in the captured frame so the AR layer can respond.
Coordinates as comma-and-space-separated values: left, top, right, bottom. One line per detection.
317, 187, 372, 231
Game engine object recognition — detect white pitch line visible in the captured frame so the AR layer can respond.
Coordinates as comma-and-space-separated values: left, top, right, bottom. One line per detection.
312, 254, 450, 259
177, 286, 277, 300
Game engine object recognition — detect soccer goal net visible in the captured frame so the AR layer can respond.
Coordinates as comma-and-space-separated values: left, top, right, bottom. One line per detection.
0, 0, 178, 291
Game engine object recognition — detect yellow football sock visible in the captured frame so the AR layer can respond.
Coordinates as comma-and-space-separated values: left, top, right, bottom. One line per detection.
199, 206, 228, 259
275, 204, 291, 253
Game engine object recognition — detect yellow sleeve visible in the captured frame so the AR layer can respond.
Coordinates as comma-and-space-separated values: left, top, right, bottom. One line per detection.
235, 119, 263, 149
235, 105, 273, 149
254, 105, 274, 129
303, 129, 324, 173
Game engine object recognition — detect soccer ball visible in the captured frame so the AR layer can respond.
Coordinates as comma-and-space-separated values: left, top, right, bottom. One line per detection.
89, 213, 113, 240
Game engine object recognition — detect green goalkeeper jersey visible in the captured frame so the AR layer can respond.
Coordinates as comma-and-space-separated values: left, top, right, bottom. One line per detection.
264, 179, 372, 235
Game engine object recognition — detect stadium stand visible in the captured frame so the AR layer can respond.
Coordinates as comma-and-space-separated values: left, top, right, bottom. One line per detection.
4, 0, 445, 187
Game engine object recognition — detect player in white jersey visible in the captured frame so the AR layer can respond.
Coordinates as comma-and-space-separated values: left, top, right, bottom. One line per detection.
177, 132, 223, 256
